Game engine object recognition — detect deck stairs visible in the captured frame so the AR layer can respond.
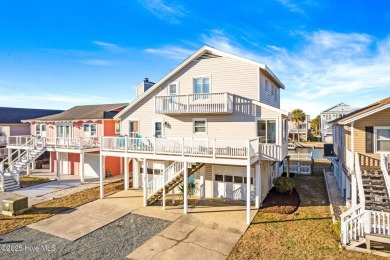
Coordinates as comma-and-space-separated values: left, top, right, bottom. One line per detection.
147, 162, 205, 205
341, 153, 390, 256
0, 137, 46, 191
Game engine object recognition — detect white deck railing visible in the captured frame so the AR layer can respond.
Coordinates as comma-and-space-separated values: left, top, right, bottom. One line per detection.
259, 143, 286, 161
341, 203, 390, 245
288, 153, 312, 161
283, 162, 311, 174
8, 136, 99, 149
102, 137, 258, 159
155, 92, 233, 114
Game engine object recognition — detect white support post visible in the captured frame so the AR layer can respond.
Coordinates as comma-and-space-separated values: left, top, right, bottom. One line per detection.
200, 167, 206, 201
56, 152, 61, 181
351, 174, 357, 207
172, 187, 175, 205
27, 163, 31, 176
184, 161, 188, 214
133, 159, 140, 188
124, 157, 129, 190
32, 160, 36, 171
8, 148, 12, 165
99, 155, 104, 199
163, 168, 166, 210
79, 152, 85, 184
246, 162, 251, 224
255, 162, 261, 208
143, 158, 147, 207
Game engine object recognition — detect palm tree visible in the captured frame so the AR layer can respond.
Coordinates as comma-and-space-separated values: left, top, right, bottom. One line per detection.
310, 115, 321, 138
291, 109, 306, 142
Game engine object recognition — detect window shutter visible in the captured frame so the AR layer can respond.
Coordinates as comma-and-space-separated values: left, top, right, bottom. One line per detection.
365, 126, 374, 153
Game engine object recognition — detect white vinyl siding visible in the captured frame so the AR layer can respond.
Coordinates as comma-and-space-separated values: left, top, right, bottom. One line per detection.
259, 70, 280, 108
120, 55, 260, 139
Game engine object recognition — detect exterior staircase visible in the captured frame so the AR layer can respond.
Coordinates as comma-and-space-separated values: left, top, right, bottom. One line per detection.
361, 169, 390, 212
147, 162, 205, 205
0, 137, 46, 191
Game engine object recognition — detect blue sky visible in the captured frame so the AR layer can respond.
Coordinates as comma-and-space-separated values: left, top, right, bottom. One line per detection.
1, 1, 390, 117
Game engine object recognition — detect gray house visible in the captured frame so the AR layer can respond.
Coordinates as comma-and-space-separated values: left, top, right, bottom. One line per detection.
320, 103, 355, 143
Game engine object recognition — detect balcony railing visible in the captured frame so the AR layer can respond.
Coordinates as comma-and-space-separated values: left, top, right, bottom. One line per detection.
8, 136, 100, 150
102, 137, 258, 159
259, 142, 288, 161
155, 92, 233, 114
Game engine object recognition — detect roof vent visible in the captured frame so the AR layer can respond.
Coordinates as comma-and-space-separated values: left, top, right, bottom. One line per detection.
144, 78, 149, 82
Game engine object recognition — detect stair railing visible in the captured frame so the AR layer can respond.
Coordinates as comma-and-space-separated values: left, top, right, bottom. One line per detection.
340, 203, 365, 245
147, 161, 184, 199
380, 153, 390, 199
354, 153, 365, 206
0, 137, 45, 185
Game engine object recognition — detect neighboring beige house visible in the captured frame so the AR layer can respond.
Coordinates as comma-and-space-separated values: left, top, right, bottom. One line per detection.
329, 96, 390, 250
100, 46, 289, 224
288, 114, 310, 141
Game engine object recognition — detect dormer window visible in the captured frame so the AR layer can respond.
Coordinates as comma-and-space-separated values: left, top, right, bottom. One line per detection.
193, 77, 210, 94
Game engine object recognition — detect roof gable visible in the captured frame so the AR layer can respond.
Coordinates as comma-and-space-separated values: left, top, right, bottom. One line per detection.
333, 96, 390, 124
115, 45, 285, 119
321, 102, 355, 114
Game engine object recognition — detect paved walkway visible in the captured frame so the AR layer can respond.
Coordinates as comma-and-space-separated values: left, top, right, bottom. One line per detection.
26, 188, 257, 258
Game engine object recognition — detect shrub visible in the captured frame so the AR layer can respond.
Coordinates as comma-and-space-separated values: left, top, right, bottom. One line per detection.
273, 177, 295, 194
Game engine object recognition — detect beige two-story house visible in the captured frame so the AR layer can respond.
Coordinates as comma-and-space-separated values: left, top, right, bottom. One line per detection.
99, 46, 289, 224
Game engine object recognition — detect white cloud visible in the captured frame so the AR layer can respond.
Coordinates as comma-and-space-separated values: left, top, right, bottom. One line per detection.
139, 0, 186, 24
145, 45, 194, 60
200, 29, 390, 117
92, 41, 123, 52
277, 0, 305, 14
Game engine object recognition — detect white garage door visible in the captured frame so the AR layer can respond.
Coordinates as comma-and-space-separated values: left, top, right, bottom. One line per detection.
84, 154, 100, 178
213, 166, 254, 201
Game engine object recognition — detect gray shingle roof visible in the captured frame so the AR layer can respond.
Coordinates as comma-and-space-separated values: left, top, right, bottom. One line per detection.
0, 107, 64, 124
28, 103, 128, 122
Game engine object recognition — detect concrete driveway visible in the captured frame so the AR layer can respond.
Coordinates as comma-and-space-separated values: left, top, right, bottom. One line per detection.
128, 200, 257, 259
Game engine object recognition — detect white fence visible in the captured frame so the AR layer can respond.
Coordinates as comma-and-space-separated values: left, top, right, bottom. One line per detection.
8, 136, 99, 149
288, 153, 312, 161
283, 162, 311, 174
155, 92, 233, 114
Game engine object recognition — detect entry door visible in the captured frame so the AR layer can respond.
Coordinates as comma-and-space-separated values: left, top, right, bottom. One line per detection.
57, 124, 72, 139
153, 121, 163, 138
36, 124, 47, 138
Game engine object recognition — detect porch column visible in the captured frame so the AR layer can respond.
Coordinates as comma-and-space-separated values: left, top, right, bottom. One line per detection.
163, 168, 166, 210
200, 167, 206, 201
27, 163, 31, 176
133, 159, 140, 188
351, 174, 357, 207
99, 155, 104, 199
31, 160, 36, 171
246, 162, 251, 224
124, 157, 129, 190
286, 156, 290, 178
143, 158, 147, 207
183, 161, 188, 214
8, 149, 12, 165
79, 152, 84, 184
56, 152, 61, 181
255, 162, 261, 209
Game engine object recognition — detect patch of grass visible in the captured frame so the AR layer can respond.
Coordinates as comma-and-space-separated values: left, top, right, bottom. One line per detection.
0, 181, 125, 236
19, 176, 52, 188
228, 162, 382, 260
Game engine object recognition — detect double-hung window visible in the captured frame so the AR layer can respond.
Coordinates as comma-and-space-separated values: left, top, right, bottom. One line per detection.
193, 118, 207, 134
193, 77, 210, 99
375, 127, 390, 152
83, 123, 97, 138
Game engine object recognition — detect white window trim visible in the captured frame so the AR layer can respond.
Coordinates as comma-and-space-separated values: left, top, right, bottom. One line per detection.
128, 118, 140, 137
374, 126, 390, 153
167, 81, 179, 95
192, 75, 212, 94
193, 118, 207, 134
56, 123, 73, 139
152, 119, 165, 138
83, 123, 98, 138
114, 121, 120, 135
255, 117, 278, 144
